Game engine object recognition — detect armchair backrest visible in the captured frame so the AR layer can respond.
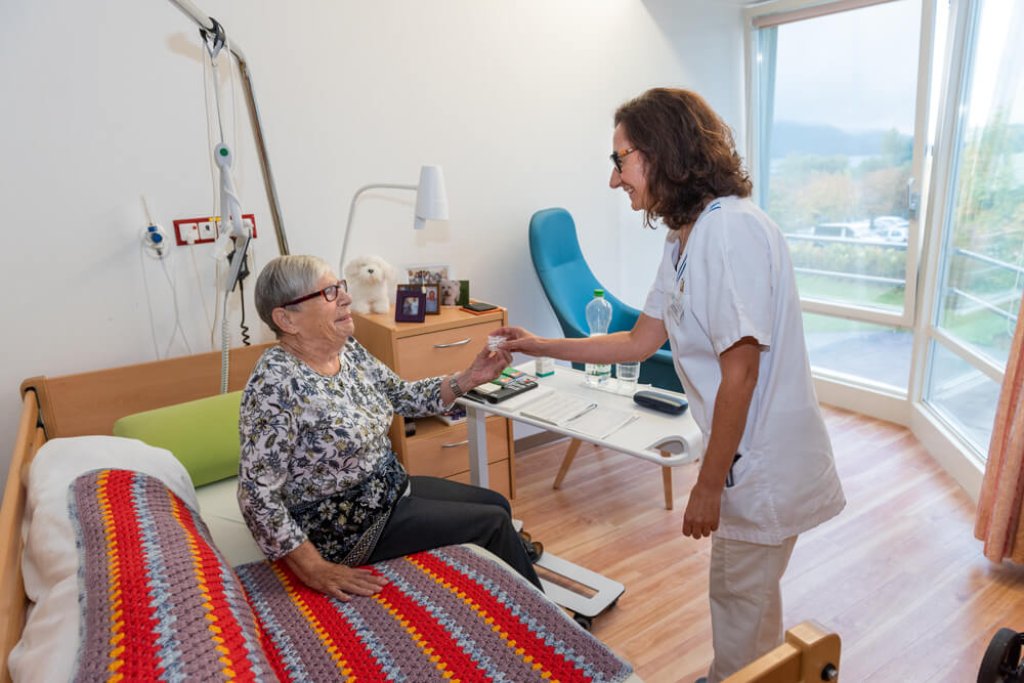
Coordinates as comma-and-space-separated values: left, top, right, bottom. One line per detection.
528, 208, 639, 339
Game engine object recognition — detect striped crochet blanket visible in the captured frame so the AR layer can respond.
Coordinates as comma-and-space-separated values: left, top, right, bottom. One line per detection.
72, 469, 634, 682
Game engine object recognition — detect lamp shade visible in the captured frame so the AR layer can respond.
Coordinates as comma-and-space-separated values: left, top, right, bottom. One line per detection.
414, 165, 448, 230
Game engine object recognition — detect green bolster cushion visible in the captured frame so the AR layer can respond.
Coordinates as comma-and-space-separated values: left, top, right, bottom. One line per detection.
112, 391, 243, 487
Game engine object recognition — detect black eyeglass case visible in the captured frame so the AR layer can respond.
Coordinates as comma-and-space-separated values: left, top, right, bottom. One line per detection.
633, 390, 688, 415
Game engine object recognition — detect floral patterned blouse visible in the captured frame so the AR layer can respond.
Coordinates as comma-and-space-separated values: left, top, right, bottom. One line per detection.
237, 340, 446, 561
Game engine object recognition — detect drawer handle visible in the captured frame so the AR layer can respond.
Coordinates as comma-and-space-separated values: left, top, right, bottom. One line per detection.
433, 338, 471, 349
441, 440, 469, 449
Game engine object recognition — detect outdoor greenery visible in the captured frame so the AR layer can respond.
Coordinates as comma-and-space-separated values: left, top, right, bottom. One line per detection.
768, 127, 913, 232
942, 114, 1024, 358
789, 241, 906, 279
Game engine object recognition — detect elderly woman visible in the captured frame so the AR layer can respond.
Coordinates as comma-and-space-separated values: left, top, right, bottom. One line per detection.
238, 255, 541, 600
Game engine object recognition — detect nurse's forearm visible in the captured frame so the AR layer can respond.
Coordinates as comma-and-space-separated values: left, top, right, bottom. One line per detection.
528, 332, 638, 363
529, 314, 667, 364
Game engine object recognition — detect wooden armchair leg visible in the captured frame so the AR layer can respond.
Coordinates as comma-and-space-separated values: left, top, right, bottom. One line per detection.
553, 438, 584, 490
660, 450, 673, 510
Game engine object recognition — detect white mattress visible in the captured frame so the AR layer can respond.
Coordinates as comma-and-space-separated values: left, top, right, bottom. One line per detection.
193, 477, 265, 566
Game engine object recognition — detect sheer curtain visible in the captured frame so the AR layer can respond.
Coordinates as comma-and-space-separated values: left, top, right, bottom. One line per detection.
975, 295, 1024, 562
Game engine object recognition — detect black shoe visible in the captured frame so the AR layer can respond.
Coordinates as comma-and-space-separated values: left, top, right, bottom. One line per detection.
519, 530, 544, 563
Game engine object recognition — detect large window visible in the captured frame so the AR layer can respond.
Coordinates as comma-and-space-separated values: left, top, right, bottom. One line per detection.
924, 0, 1024, 455
750, 0, 926, 393
748, 0, 1024, 469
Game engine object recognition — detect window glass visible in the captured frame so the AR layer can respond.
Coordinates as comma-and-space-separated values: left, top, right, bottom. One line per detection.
803, 312, 912, 391
932, 0, 1024, 370
764, 0, 921, 312
925, 340, 1000, 455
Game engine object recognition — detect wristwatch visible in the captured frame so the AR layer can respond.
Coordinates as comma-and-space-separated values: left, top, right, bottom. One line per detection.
448, 374, 466, 399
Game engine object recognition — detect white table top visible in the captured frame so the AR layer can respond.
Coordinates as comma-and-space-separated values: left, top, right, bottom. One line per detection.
460, 362, 704, 468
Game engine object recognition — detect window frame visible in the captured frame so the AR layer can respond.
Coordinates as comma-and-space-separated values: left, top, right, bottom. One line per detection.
744, 0, 938, 369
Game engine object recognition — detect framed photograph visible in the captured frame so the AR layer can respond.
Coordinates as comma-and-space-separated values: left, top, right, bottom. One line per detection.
406, 264, 450, 285
422, 283, 441, 314
395, 290, 426, 322
440, 279, 461, 307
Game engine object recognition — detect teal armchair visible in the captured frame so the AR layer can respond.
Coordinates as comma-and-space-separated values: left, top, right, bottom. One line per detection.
528, 207, 682, 393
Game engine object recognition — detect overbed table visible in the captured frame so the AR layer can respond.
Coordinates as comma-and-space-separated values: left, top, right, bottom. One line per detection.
458, 363, 704, 626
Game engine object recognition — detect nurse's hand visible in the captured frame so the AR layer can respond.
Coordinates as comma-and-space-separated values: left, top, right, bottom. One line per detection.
492, 326, 544, 356
681, 481, 722, 539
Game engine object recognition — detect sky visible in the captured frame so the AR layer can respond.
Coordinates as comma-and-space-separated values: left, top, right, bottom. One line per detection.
771, 0, 923, 135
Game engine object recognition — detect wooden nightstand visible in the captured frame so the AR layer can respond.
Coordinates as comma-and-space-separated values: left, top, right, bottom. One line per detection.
351, 306, 516, 499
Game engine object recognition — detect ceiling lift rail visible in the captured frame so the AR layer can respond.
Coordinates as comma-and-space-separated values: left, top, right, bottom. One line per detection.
168, 0, 290, 256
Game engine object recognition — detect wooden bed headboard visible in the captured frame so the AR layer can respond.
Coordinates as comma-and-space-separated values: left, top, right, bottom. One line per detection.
0, 343, 272, 682
0, 341, 841, 683
21, 344, 273, 439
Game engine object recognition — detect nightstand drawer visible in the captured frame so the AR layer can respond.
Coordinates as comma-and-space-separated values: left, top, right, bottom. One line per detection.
395, 320, 501, 379
450, 461, 511, 500
403, 417, 509, 478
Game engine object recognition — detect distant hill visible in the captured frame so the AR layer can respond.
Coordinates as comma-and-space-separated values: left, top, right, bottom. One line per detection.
771, 120, 1024, 159
770, 121, 898, 158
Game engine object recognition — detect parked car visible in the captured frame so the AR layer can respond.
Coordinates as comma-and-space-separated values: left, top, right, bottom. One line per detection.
871, 215, 909, 232
813, 221, 871, 239
875, 225, 909, 242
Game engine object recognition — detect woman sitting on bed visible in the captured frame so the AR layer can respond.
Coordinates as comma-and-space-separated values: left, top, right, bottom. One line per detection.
238, 255, 542, 600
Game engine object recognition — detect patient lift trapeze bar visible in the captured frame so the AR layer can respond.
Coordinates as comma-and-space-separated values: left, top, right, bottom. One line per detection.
167, 0, 290, 257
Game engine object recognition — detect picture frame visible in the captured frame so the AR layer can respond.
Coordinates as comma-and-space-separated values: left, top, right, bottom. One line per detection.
395, 290, 426, 322
422, 283, 440, 314
406, 264, 450, 285
440, 279, 461, 307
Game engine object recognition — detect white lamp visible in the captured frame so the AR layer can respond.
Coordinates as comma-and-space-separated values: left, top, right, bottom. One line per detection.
339, 165, 449, 274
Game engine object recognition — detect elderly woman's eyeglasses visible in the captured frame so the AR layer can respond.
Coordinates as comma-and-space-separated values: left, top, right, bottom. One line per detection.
610, 147, 637, 173
280, 280, 348, 308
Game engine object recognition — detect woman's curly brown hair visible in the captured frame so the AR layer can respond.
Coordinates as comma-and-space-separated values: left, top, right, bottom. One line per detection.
614, 88, 751, 230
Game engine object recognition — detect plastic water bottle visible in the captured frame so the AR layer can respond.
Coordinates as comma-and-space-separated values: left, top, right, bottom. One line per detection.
584, 289, 612, 386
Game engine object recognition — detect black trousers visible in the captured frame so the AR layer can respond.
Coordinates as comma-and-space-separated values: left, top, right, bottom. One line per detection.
367, 476, 542, 590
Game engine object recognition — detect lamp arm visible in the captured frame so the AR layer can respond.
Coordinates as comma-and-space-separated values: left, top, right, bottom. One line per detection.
166, 0, 290, 256
338, 182, 416, 275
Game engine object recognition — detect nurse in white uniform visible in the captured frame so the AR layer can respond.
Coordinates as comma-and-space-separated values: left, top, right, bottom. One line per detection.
496, 88, 845, 682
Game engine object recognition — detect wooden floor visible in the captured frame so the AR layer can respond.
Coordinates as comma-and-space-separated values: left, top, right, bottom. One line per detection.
509, 404, 1024, 682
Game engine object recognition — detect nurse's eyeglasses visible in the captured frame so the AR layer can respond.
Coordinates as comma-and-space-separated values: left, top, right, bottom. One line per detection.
280, 280, 347, 308
610, 147, 637, 173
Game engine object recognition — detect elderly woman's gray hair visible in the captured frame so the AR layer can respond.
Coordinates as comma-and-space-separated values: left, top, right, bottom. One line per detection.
255, 255, 334, 336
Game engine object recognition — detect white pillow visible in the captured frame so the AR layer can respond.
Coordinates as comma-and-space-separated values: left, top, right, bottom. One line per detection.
10, 436, 198, 683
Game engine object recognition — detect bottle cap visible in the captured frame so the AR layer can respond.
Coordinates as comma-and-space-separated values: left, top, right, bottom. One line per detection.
593, 289, 604, 297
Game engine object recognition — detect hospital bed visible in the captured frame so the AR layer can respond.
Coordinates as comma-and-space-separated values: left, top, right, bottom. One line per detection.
0, 345, 839, 681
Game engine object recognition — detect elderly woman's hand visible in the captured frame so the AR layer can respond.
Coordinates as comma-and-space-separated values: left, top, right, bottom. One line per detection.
464, 344, 513, 386
285, 541, 388, 601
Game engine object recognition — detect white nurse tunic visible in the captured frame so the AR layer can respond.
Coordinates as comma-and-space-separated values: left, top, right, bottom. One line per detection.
642, 196, 845, 544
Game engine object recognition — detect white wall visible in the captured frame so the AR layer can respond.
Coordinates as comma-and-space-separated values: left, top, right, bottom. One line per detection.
0, 0, 746, 485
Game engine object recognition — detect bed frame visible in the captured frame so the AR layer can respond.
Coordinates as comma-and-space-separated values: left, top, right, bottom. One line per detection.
0, 344, 840, 683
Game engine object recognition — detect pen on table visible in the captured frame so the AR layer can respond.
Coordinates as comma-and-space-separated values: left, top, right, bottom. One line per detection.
566, 402, 598, 422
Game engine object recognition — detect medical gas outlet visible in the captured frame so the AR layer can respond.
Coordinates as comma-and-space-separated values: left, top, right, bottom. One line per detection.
173, 214, 257, 246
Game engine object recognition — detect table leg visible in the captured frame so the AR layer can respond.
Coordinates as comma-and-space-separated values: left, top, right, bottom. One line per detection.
552, 438, 583, 490
660, 449, 673, 510
465, 404, 490, 488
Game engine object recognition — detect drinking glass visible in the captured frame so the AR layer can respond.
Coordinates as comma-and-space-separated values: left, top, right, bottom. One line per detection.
615, 361, 640, 393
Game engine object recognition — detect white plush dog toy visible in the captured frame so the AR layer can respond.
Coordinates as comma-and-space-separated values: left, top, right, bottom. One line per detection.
344, 255, 396, 314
